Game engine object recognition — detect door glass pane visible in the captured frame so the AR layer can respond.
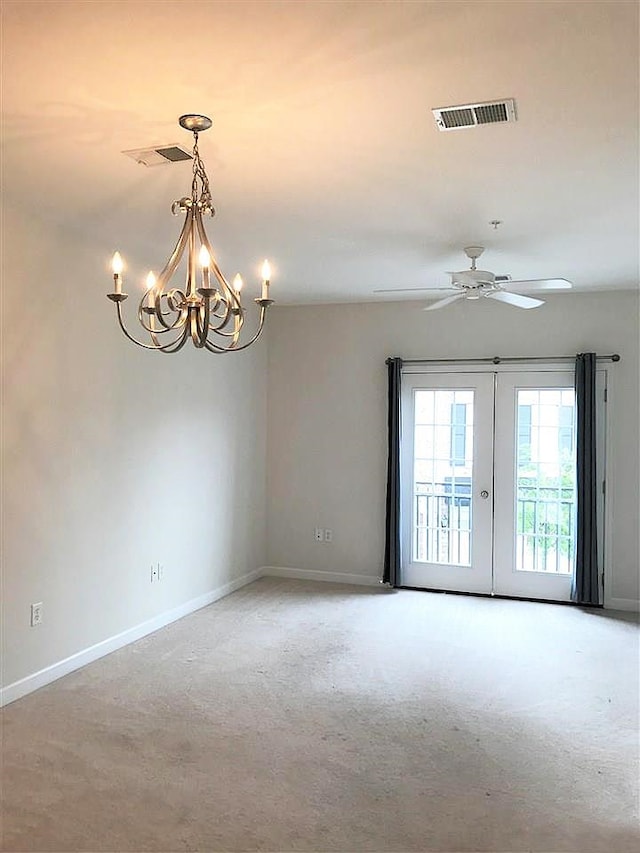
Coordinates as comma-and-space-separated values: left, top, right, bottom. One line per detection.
515, 388, 576, 574
413, 389, 473, 566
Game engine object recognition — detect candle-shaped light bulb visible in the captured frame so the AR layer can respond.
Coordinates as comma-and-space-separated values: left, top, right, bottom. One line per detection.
111, 251, 124, 294
199, 246, 211, 269
112, 252, 124, 274
146, 271, 157, 305
233, 273, 244, 293
261, 259, 271, 299
199, 245, 211, 289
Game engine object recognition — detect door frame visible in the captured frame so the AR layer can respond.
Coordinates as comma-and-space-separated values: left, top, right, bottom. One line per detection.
400, 361, 608, 601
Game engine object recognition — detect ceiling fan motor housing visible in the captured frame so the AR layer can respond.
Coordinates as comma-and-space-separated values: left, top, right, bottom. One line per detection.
452, 269, 497, 289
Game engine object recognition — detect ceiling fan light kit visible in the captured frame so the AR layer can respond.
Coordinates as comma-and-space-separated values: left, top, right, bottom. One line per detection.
107, 114, 274, 353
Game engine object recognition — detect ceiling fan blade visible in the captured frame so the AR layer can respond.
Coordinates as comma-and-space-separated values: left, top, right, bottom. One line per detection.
487, 291, 544, 309
373, 286, 457, 294
423, 293, 466, 312
506, 278, 573, 291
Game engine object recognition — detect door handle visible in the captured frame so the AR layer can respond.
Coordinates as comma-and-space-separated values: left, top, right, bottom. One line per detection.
480, 490, 490, 499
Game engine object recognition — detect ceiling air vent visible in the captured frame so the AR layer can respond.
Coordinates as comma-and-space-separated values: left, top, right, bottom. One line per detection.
122, 145, 193, 167
432, 99, 517, 132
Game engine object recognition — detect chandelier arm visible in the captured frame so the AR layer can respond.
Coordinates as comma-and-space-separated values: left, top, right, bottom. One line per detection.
203, 296, 236, 333
192, 206, 244, 336
194, 208, 242, 313
138, 298, 188, 335
165, 289, 190, 318
231, 312, 242, 348
209, 301, 228, 319
207, 308, 236, 334
200, 302, 212, 347
207, 313, 246, 337
187, 214, 198, 298
115, 303, 177, 351
207, 296, 229, 321
157, 324, 191, 354
202, 341, 230, 354
200, 280, 234, 332
203, 337, 244, 354
149, 304, 179, 320
147, 310, 174, 350
191, 301, 211, 349
151, 317, 191, 353
203, 306, 268, 353
117, 301, 190, 352
152, 208, 195, 329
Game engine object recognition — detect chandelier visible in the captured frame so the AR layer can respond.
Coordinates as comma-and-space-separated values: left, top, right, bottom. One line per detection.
107, 114, 274, 353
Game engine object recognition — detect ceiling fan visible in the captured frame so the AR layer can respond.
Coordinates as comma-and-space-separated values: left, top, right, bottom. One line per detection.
375, 246, 572, 311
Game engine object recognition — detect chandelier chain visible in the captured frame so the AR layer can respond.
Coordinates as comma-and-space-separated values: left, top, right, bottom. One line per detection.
191, 132, 213, 209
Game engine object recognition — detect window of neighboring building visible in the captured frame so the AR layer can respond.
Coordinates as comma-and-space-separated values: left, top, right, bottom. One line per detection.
517, 404, 532, 459
558, 404, 574, 457
450, 403, 467, 466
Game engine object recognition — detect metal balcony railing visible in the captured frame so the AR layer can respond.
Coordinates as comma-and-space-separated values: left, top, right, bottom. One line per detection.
413, 481, 575, 574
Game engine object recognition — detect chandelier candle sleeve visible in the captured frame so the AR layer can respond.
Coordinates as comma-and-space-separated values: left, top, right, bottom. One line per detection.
261, 260, 271, 300
199, 246, 211, 289
111, 252, 123, 295
106, 114, 275, 354
146, 271, 157, 305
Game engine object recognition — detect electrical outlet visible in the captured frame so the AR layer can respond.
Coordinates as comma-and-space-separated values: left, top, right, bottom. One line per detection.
151, 564, 159, 583
30, 602, 43, 627
324, 528, 333, 543
314, 527, 324, 542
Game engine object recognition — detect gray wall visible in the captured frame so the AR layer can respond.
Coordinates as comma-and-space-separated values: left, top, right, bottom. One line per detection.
1, 206, 268, 688
266, 292, 639, 605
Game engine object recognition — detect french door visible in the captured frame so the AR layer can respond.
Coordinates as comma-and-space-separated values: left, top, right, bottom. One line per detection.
401, 373, 495, 593
401, 368, 605, 602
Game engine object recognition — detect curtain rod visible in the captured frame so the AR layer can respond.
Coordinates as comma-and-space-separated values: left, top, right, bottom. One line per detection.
386, 354, 620, 365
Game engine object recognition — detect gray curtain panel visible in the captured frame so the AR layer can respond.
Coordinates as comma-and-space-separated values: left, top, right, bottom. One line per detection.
572, 352, 600, 605
383, 358, 403, 587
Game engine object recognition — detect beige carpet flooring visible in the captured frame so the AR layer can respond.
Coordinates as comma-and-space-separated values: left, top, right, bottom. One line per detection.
1, 577, 639, 852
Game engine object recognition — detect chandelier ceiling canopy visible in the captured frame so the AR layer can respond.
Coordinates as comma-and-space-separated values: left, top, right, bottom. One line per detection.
107, 114, 274, 354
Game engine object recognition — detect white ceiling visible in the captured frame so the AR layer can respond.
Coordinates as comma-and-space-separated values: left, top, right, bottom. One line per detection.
2, 0, 639, 304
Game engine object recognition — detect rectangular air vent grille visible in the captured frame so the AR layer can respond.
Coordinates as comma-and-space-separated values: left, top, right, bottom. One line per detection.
440, 107, 475, 129
122, 145, 193, 167
432, 99, 517, 132
156, 146, 192, 162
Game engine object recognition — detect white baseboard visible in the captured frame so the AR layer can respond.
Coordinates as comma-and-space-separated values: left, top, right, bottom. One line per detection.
0, 568, 262, 708
260, 565, 383, 587
605, 597, 640, 613
8, 565, 627, 708
262, 569, 638, 610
